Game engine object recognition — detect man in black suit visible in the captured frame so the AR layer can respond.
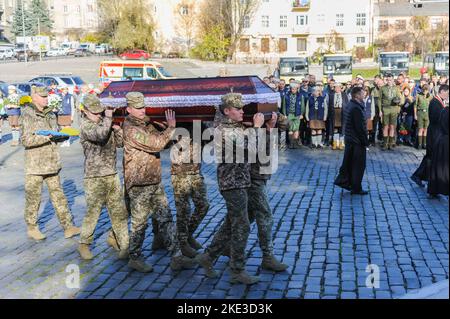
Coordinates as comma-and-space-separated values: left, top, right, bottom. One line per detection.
334, 87, 369, 195
411, 84, 449, 187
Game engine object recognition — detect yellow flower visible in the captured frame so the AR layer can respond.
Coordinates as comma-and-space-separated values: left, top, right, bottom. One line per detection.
20, 96, 32, 106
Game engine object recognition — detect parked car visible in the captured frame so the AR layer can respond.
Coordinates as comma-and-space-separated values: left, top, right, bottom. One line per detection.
167, 52, 182, 59
0, 47, 16, 60
119, 49, 151, 60
11, 82, 46, 95
0, 83, 26, 97
152, 51, 163, 59
46, 48, 66, 57
74, 48, 92, 57
29, 74, 85, 94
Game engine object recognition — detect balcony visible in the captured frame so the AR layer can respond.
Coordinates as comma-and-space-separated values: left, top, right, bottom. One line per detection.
292, 0, 311, 12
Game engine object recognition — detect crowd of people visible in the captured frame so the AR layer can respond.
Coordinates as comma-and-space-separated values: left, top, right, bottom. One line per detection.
262, 72, 449, 153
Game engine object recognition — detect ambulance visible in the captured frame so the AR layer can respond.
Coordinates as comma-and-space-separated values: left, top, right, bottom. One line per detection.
99, 60, 174, 87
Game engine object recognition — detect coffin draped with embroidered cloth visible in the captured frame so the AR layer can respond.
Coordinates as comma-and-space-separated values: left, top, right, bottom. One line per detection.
99, 76, 280, 122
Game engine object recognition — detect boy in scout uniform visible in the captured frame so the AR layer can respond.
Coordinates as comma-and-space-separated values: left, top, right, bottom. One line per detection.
20, 86, 80, 240
415, 84, 433, 149
77, 95, 129, 260
378, 73, 403, 150
122, 92, 196, 273
195, 93, 265, 285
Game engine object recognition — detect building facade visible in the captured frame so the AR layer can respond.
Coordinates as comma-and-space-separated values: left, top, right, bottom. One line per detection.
235, 0, 374, 64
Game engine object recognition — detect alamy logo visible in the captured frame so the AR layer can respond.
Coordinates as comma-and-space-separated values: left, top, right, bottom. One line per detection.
365, 264, 380, 289
65, 264, 80, 289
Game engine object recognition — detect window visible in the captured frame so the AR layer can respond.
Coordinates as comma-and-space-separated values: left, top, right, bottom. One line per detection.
261, 38, 270, 53
378, 20, 389, 32
123, 68, 143, 79
240, 38, 250, 52
336, 14, 344, 27
297, 15, 308, 26
317, 14, 325, 23
395, 19, 406, 31
280, 15, 288, 28
316, 37, 325, 44
147, 68, 159, 79
279, 38, 287, 52
357, 37, 366, 44
297, 38, 307, 52
262, 15, 269, 28
335, 38, 345, 51
430, 17, 443, 30
64, 5, 68, 13
180, 6, 189, 15
243, 15, 250, 28
87, 5, 93, 12
356, 13, 366, 26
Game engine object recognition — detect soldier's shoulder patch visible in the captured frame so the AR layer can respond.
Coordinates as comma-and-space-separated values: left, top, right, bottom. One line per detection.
134, 131, 149, 145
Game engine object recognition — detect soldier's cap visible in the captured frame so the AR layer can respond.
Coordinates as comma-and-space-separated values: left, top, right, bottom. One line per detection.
83, 94, 105, 114
126, 92, 145, 109
31, 86, 48, 97
221, 92, 244, 109
8, 85, 16, 91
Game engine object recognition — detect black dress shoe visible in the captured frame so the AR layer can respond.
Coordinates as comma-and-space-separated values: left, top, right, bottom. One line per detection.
351, 190, 369, 195
410, 175, 424, 188
428, 194, 440, 199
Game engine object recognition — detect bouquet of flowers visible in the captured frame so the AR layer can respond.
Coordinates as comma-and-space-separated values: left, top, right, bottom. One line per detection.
5, 93, 20, 109
398, 123, 409, 136
48, 94, 62, 112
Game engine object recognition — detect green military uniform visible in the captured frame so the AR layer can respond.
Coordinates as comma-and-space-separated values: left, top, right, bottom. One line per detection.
171, 136, 209, 257
20, 86, 77, 239
416, 92, 433, 130
378, 84, 403, 127
78, 95, 129, 255
197, 93, 262, 284
122, 92, 198, 273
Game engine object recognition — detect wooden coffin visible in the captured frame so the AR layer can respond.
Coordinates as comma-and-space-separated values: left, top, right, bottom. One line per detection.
99, 76, 280, 123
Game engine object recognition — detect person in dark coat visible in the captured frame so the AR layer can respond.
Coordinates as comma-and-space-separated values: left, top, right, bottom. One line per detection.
428, 106, 449, 197
411, 84, 449, 187
334, 87, 369, 195
326, 83, 349, 150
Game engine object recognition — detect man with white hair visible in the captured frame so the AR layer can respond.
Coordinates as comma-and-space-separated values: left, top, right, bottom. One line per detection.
4, 85, 21, 146
327, 83, 349, 150
282, 81, 303, 148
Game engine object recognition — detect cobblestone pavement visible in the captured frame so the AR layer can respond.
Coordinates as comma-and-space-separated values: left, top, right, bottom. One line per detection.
0, 127, 448, 299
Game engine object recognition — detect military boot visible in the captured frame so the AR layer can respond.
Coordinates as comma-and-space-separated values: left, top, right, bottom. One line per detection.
261, 255, 289, 272
78, 244, 94, 260
195, 253, 218, 278
188, 236, 203, 250
180, 242, 198, 258
64, 225, 81, 239
170, 255, 197, 271
390, 137, 397, 149
382, 137, 389, 150
118, 249, 129, 260
152, 234, 166, 251
107, 232, 120, 251
230, 271, 259, 285
128, 258, 153, 273
27, 226, 46, 241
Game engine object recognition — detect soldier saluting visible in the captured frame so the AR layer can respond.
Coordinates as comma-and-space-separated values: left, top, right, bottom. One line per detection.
20, 86, 80, 240
77, 95, 129, 261
196, 93, 265, 285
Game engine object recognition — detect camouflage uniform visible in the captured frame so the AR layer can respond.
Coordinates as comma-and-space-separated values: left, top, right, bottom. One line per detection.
122, 92, 177, 261
203, 93, 259, 274
79, 95, 129, 250
171, 136, 209, 246
378, 84, 403, 127
20, 88, 74, 230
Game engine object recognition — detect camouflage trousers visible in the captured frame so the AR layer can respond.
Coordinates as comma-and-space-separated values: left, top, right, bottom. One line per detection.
80, 174, 129, 250
24, 174, 73, 229
222, 179, 274, 258
171, 174, 210, 244
206, 188, 250, 273
128, 183, 177, 260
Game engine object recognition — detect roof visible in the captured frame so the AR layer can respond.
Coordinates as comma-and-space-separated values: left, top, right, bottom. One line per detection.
375, 0, 449, 17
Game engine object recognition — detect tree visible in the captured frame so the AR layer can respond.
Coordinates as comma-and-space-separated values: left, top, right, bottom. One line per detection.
29, 0, 53, 35
98, 0, 155, 52
11, 0, 34, 37
191, 25, 230, 61
174, 0, 197, 54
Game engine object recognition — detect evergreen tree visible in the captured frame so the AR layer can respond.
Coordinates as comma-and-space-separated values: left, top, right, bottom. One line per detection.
29, 0, 53, 35
11, 0, 34, 37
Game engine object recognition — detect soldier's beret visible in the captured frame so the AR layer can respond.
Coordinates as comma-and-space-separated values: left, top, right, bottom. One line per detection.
31, 86, 48, 97
83, 94, 105, 114
221, 93, 244, 110
126, 92, 145, 109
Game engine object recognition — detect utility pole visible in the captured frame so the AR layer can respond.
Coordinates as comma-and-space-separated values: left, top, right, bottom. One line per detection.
38, 17, 42, 62
21, 0, 27, 63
